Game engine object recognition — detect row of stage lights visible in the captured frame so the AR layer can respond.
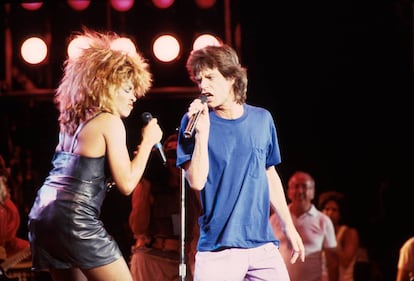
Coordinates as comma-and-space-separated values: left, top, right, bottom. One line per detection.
21, 33, 221, 65
14, 0, 223, 65
20, 0, 217, 11
3, 0, 233, 91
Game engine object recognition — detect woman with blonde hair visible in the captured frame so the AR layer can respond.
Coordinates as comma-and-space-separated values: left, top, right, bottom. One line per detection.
28, 28, 163, 281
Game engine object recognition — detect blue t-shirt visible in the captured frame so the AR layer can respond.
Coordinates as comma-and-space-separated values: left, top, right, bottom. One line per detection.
177, 104, 281, 251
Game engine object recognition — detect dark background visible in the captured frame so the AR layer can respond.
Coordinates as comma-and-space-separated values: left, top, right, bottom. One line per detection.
0, 1, 412, 280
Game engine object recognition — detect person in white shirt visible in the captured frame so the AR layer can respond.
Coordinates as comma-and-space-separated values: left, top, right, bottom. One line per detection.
270, 171, 338, 281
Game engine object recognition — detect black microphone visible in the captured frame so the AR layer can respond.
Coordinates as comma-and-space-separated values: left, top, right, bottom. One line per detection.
184, 95, 207, 138
141, 112, 166, 166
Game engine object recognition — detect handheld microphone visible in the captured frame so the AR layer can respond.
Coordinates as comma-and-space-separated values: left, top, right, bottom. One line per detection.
141, 112, 166, 166
184, 95, 207, 138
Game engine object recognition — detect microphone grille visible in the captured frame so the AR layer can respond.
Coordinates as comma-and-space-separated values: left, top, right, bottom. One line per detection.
141, 112, 153, 124
200, 95, 207, 103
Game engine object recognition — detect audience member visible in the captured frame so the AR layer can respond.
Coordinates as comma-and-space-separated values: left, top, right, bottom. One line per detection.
318, 190, 369, 281
5, 146, 40, 240
270, 170, 338, 281
129, 133, 201, 281
8, 146, 39, 215
396, 236, 414, 281
0, 160, 30, 260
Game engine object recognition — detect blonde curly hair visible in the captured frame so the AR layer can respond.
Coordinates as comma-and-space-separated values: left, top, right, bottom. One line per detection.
55, 27, 153, 135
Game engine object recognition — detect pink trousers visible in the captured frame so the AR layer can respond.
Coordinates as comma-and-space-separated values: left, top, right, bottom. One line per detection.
193, 242, 291, 281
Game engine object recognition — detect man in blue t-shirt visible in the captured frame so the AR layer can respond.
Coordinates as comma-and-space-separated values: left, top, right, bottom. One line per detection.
177, 44, 305, 281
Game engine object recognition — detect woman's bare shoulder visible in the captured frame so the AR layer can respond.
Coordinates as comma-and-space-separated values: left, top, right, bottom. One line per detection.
89, 112, 124, 131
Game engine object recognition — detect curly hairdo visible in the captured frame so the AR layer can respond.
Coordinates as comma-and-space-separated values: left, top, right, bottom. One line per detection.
55, 28, 152, 135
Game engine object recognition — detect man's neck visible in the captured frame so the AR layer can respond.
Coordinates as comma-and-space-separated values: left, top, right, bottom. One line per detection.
214, 103, 244, 119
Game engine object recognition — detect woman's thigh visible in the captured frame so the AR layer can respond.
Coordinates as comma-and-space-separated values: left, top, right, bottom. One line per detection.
49, 257, 132, 281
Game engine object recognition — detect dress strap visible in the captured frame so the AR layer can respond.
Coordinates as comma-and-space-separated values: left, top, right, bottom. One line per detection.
58, 132, 65, 151
69, 112, 105, 153
69, 122, 85, 153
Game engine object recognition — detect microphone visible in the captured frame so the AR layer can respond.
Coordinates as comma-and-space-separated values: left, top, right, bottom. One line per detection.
184, 95, 207, 138
141, 112, 167, 166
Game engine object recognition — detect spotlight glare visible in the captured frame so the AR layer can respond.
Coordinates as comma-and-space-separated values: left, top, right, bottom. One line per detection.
195, 0, 216, 9
67, 0, 91, 11
193, 34, 222, 50
152, 0, 174, 9
67, 36, 91, 60
21, 37, 47, 64
153, 35, 180, 63
21, 2, 43, 11
110, 37, 137, 57
111, 0, 134, 12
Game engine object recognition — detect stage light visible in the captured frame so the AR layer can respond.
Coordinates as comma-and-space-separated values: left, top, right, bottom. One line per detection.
152, 0, 174, 9
21, 2, 43, 11
20, 37, 47, 65
193, 33, 222, 50
195, 0, 216, 9
67, 36, 137, 60
111, 0, 134, 12
67, 0, 91, 11
67, 36, 91, 60
152, 35, 180, 63
110, 37, 137, 56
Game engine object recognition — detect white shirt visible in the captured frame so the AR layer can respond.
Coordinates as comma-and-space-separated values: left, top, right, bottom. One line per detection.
270, 204, 337, 281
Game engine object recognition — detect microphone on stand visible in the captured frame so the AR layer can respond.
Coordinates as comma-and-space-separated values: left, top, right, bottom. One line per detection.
141, 112, 167, 166
184, 95, 207, 138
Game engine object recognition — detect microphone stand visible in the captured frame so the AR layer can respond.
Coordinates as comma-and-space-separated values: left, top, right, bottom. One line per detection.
179, 167, 186, 281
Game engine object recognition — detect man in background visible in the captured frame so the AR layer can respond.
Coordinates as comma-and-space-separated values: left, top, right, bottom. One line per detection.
270, 171, 338, 281
129, 133, 200, 281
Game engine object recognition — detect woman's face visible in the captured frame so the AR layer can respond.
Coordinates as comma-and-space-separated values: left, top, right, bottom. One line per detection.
113, 80, 137, 118
322, 200, 340, 225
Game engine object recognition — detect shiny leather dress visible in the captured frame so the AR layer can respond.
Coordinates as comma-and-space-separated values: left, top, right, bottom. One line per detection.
28, 121, 122, 270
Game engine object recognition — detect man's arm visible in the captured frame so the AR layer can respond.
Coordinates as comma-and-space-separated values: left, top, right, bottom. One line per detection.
267, 167, 305, 264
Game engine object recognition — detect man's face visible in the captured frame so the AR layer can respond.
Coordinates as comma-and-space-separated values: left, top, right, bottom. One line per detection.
287, 175, 315, 204
194, 67, 234, 109
164, 139, 178, 171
